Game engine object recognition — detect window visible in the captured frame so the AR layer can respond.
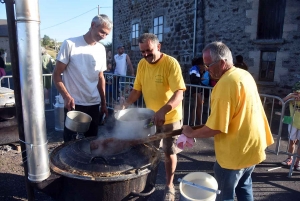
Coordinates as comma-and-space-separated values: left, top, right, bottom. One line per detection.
132, 23, 139, 46
259, 51, 276, 81
257, 0, 286, 39
154, 16, 164, 42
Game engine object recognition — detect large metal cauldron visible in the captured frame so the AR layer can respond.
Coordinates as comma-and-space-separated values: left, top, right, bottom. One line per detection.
49, 137, 161, 201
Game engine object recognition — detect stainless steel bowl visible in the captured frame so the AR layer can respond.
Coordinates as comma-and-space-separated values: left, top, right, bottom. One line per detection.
65, 111, 92, 133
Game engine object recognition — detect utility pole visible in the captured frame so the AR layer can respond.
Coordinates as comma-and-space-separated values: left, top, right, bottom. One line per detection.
98, 5, 99, 15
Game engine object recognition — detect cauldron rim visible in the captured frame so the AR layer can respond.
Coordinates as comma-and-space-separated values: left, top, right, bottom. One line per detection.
50, 137, 161, 181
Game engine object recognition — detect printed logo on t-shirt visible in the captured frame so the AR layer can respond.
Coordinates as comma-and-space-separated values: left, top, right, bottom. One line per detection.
155, 75, 163, 84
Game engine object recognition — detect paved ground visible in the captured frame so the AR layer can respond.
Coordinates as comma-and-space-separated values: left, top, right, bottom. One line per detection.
47, 111, 300, 200
1, 106, 300, 200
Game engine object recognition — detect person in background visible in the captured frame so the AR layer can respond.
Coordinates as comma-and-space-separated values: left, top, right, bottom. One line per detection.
41, 48, 54, 104
0, 52, 6, 84
182, 41, 274, 201
280, 81, 300, 171
53, 14, 112, 142
2, 50, 7, 64
234, 54, 248, 71
120, 33, 186, 201
105, 61, 114, 104
106, 50, 112, 64
113, 45, 134, 101
189, 57, 210, 125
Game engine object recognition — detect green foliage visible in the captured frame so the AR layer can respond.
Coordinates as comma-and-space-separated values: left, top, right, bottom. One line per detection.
42, 35, 51, 47
102, 42, 112, 51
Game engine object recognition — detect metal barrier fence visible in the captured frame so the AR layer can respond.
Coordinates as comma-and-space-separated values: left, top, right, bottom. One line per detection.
0, 74, 57, 112
275, 98, 300, 177
1, 73, 298, 176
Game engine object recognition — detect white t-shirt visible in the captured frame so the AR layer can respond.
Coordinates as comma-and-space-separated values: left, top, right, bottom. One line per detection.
114, 53, 127, 76
56, 36, 106, 105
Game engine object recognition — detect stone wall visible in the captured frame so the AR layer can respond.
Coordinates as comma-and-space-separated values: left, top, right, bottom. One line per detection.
113, 0, 300, 97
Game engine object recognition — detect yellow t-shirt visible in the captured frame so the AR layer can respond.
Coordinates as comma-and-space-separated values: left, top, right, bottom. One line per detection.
134, 53, 186, 124
289, 101, 300, 129
206, 67, 274, 169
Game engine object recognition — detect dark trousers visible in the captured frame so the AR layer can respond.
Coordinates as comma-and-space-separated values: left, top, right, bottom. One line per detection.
63, 104, 100, 142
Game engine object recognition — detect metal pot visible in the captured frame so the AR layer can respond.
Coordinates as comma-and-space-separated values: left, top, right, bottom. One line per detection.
114, 108, 156, 139
48, 137, 160, 201
65, 110, 92, 133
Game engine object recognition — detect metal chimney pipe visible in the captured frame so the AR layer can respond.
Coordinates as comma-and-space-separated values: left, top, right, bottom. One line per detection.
15, 0, 50, 182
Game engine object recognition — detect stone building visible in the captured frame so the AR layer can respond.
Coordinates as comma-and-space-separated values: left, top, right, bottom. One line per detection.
0, 19, 10, 63
112, 0, 300, 96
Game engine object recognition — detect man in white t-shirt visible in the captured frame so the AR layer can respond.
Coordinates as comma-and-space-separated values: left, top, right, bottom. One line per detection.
113, 45, 134, 100
53, 14, 113, 142
114, 45, 134, 76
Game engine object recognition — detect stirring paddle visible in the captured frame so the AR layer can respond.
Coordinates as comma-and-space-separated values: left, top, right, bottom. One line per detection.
90, 125, 203, 156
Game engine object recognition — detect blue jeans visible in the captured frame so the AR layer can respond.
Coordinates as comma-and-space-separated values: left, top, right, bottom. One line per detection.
213, 161, 255, 201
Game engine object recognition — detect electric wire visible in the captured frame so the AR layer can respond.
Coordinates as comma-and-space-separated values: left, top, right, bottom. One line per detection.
41, 6, 111, 30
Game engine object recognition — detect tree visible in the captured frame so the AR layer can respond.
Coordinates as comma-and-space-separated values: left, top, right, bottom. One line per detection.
103, 42, 112, 52
42, 35, 51, 47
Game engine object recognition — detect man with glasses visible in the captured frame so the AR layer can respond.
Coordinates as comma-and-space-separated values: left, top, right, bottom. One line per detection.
120, 33, 186, 201
182, 41, 274, 201
53, 14, 112, 142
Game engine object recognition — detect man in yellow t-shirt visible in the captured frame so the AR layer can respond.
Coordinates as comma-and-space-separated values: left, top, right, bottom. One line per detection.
121, 33, 186, 201
182, 41, 274, 201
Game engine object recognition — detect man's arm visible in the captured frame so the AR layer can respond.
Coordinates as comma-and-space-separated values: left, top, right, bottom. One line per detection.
97, 71, 108, 116
154, 89, 184, 126
122, 89, 142, 108
182, 125, 220, 138
52, 60, 74, 110
126, 55, 134, 76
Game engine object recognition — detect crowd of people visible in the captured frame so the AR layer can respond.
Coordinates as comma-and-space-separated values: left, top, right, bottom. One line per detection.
48, 14, 300, 201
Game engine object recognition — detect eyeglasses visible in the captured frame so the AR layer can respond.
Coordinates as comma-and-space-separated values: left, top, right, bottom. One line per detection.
204, 60, 220, 68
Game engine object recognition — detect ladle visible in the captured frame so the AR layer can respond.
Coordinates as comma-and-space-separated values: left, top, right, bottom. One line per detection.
178, 178, 221, 194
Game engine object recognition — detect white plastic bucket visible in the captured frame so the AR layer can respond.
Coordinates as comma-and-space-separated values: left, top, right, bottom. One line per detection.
54, 95, 64, 131
179, 172, 218, 201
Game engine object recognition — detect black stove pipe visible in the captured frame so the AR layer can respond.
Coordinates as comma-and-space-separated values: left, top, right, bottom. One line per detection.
4, 0, 35, 200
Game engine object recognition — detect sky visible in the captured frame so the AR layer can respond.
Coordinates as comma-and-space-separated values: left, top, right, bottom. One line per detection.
0, 0, 113, 44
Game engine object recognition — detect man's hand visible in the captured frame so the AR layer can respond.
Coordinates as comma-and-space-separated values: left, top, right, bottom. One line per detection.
64, 96, 75, 111
182, 125, 194, 138
100, 104, 109, 117
153, 108, 166, 127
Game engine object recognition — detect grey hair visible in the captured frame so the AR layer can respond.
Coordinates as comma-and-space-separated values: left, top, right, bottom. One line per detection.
92, 14, 113, 29
138, 33, 159, 44
202, 41, 233, 65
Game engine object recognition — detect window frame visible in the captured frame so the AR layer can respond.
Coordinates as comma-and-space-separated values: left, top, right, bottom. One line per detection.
258, 50, 277, 82
153, 16, 164, 42
131, 23, 139, 46
257, 0, 286, 39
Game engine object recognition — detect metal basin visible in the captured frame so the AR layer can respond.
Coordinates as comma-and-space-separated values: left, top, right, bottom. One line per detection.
114, 108, 156, 139
65, 111, 92, 133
